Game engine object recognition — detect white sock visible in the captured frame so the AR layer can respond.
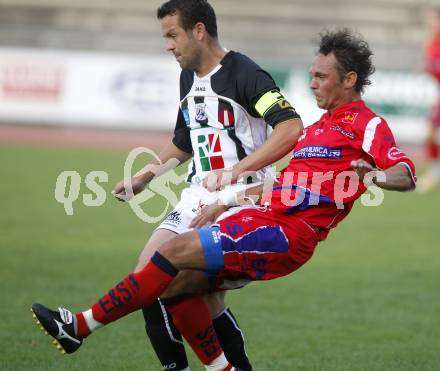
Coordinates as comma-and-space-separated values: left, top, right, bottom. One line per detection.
205, 352, 231, 371
82, 309, 103, 332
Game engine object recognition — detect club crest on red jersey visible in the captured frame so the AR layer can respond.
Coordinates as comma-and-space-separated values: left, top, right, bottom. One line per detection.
342, 112, 358, 124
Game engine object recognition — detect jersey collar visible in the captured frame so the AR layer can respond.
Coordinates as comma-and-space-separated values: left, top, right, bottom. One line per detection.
325, 100, 366, 120
194, 50, 231, 80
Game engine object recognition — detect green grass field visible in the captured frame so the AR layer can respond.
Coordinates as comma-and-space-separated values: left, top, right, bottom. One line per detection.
1, 145, 439, 371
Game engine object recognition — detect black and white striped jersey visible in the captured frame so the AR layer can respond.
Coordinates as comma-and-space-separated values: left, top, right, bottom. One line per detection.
172, 50, 300, 185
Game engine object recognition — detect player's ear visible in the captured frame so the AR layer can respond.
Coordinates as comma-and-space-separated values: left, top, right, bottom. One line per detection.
192, 22, 206, 41
344, 71, 358, 90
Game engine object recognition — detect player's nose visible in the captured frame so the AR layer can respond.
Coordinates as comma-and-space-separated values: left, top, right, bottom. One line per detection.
165, 39, 175, 52
310, 78, 318, 90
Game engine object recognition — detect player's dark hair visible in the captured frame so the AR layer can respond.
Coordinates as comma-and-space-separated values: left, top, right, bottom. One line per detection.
157, 0, 218, 38
317, 29, 375, 93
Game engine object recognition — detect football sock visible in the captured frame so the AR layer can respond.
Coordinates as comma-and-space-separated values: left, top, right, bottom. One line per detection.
164, 295, 224, 366
75, 252, 177, 337
204, 352, 234, 370
143, 299, 189, 371
213, 307, 252, 371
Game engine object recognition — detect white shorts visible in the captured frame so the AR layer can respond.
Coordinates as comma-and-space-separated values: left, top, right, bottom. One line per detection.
157, 184, 250, 235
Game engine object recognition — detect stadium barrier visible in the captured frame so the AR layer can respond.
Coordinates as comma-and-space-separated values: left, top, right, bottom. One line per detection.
0, 47, 437, 143
0, 47, 180, 129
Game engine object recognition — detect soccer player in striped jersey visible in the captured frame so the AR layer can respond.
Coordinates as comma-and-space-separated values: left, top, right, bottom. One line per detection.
54, 1, 302, 370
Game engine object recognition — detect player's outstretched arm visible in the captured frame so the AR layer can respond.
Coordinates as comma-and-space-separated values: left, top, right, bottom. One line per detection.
112, 142, 191, 201
351, 160, 416, 192
204, 118, 303, 191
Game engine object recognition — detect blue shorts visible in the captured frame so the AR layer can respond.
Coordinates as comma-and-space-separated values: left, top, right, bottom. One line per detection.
197, 208, 319, 290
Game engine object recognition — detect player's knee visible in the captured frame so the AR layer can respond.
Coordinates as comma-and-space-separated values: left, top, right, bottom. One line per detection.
134, 242, 156, 272
161, 270, 210, 298
156, 236, 183, 263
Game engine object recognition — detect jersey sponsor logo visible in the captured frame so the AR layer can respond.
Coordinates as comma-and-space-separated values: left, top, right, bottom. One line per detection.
293, 146, 342, 159
330, 125, 356, 139
195, 86, 206, 92
387, 146, 405, 160
342, 112, 358, 124
197, 133, 225, 171
218, 109, 234, 128
195, 103, 208, 125
218, 99, 235, 128
254, 89, 291, 117
164, 210, 182, 226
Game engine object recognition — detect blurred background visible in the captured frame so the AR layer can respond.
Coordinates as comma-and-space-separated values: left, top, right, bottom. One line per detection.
0, 0, 439, 141
1, 1, 440, 370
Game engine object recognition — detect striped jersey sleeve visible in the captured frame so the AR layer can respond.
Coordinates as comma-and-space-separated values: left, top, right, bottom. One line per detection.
358, 116, 416, 180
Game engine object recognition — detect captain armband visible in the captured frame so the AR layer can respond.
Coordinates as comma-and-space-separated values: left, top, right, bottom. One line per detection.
254, 89, 298, 119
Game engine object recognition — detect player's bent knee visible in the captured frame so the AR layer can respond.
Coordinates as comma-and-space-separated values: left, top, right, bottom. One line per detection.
156, 238, 180, 260
157, 230, 208, 270
135, 229, 178, 272
134, 242, 157, 272
161, 270, 210, 298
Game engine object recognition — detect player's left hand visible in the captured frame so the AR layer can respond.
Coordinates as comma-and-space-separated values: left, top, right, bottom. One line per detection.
203, 168, 238, 192
189, 203, 228, 228
351, 159, 376, 182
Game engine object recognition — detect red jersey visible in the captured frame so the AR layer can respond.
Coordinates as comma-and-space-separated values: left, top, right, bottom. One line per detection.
267, 100, 416, 240
426, 36, 440, 82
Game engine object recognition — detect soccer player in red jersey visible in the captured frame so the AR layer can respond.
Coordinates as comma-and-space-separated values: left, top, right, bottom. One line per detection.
111, 0, 301, 370
31, 29, 416, 370
419, 7, 440, 192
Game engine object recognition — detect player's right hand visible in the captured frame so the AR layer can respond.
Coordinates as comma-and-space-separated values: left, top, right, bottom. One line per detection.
112, 176, 146, 202
203, 168, 237, 192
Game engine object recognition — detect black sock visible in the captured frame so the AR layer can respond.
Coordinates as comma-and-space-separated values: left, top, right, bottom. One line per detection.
213, 307, 253, 371
143, 299, 189, 371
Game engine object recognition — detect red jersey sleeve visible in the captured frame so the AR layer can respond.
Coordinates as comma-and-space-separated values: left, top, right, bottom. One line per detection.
358, 116, 416, 184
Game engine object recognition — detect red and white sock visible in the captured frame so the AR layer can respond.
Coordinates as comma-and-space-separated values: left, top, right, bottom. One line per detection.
204, 353, 236, 370
75, 252, 177, 337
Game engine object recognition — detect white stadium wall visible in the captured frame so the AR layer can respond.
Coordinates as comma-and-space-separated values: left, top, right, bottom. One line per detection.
0, 47, 437, 143
0, 48, 181, 130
